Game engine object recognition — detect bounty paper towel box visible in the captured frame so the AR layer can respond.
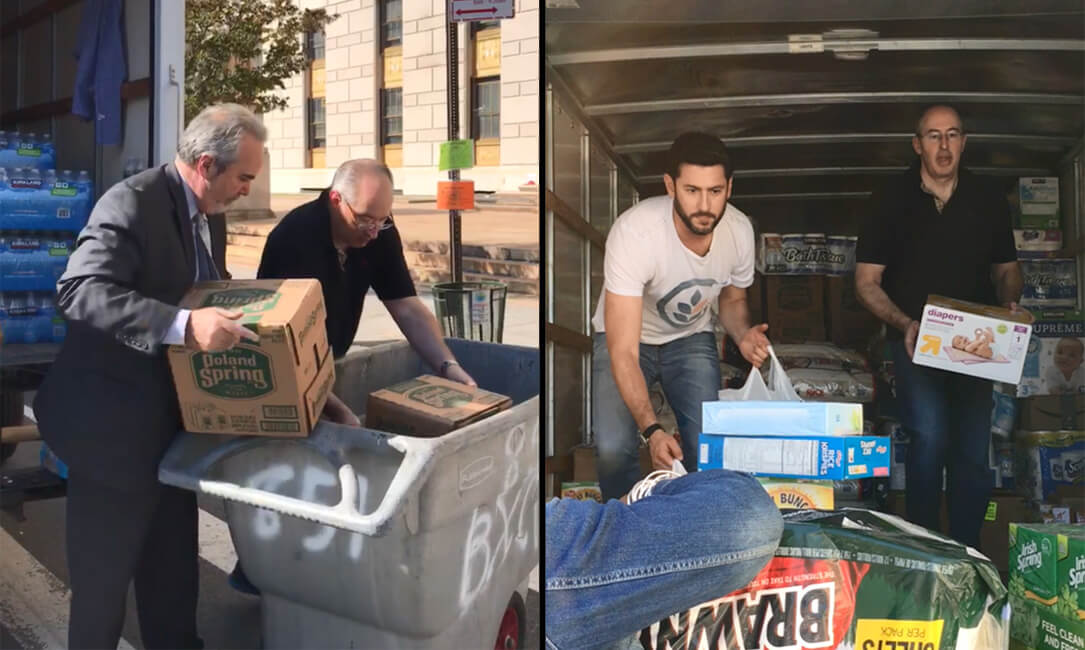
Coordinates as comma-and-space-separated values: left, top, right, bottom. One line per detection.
168, 279, 334, 436
913, 295, 1032, 384
1018, 311, 1085, 397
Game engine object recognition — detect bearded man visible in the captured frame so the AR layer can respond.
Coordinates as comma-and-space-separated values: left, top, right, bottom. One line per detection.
590, 131, 770, 500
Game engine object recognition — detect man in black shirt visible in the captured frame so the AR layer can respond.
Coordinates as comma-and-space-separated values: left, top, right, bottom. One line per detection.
224, 160, 476, 595
855, 105, 1025, 548
258, 158, 476, 422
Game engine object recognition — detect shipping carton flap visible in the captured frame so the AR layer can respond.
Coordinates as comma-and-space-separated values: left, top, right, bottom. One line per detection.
926, 294, 1033, 324
369, 375, 511, 427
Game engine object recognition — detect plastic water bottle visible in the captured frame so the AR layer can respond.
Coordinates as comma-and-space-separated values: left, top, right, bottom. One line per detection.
61, 169, 73, 183
0, 166, 8, 189
76, 170, 91, 190
44, 169, 57, 186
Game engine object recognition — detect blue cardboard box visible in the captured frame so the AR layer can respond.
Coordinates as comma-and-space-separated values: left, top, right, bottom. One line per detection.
698, 433, 891, 479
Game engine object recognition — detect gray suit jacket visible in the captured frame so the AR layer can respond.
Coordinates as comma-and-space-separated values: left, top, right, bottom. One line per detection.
34, 163, 227, 489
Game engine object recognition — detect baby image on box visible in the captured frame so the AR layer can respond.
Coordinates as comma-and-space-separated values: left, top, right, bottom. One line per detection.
1045, 337, 1084, 394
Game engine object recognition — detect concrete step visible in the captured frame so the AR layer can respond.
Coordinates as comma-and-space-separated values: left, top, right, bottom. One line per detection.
404, 251, 539, 281
409, 268, 538, 296
403, 240, 539, 262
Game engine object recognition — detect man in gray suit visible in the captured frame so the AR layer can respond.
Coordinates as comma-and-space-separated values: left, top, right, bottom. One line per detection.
33, 103, 264, 649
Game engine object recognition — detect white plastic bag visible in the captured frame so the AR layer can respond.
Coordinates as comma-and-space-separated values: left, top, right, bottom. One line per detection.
717, 345, 801, 402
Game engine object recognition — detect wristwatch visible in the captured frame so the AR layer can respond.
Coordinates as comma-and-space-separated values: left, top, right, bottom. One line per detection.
439, 359, 461, 378
640, 423, 664, 446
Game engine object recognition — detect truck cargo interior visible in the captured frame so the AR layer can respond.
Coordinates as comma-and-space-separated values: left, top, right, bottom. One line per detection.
543, 1, 1085, 495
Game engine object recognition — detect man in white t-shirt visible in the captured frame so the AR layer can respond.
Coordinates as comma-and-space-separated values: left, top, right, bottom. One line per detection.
591, 132, 771, 500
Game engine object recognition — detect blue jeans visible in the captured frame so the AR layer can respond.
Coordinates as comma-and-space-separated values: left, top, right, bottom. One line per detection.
544, 469, 783, 650
592, 331, 721, 500
892, 341, 994, 548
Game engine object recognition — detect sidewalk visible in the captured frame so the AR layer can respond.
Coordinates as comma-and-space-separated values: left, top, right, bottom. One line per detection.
226, 192, 540, 293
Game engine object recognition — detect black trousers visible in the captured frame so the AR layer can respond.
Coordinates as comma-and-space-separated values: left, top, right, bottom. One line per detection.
66, 471, 203, 650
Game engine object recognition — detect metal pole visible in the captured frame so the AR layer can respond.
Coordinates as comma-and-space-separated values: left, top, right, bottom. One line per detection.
446, 10, 463, 283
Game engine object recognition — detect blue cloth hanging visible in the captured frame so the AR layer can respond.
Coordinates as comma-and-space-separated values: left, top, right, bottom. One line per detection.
72, 0, 127, 145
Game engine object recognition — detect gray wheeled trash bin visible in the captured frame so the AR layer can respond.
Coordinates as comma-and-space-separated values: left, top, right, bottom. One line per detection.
159, 339, 539, 649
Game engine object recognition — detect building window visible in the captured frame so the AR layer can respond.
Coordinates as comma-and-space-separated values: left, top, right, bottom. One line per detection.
470, 19, 500, 35
308, 98, 326, 149
305, 30, 325, 60
472, 77, 500, 140
382, 88, 402, 145
381, 0, 402, 48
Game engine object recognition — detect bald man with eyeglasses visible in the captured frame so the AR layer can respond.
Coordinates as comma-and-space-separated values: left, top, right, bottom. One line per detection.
233, 159, 478, 595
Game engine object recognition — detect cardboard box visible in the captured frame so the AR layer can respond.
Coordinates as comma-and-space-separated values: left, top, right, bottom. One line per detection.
765, 275, 826, 343
1015, 229, 1064, 257
756, 478, 834, 510
168, 279, 334, 436
1009, 593, 1084, 650
1021, 395, 1085, 430
365, 375, 510, 437
1018, 177, 1061, 229
697, 432, 890, 479
560, 482, 603, 503
1018, 311, 1085, 397
825, 275, 882, 347
701, 400, 864, 437
913, 295, 1033, 384
1009, 523, 1085, 622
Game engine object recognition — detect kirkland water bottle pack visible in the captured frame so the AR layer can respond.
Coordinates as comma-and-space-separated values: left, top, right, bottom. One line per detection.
0, 131, 57, 170
0, 231, 75, 291
0, 166, 94, 231
0, 291, 67, 343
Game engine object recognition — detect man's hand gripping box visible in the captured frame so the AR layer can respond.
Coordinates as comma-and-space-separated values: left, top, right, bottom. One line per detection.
913, 295, 1033, 384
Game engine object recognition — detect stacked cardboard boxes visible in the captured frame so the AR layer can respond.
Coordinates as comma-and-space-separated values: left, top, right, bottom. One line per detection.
698, 400, 889, 509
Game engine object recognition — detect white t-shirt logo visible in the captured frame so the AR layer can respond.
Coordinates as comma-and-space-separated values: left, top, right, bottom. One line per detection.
656, 279, 717, 328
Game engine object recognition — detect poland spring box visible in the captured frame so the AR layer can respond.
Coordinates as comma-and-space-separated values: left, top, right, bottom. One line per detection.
913, 295, 1033, 384
168, 279, 335, 436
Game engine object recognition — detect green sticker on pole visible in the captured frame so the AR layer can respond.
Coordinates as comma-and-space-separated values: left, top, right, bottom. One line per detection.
439, 140, 475, 171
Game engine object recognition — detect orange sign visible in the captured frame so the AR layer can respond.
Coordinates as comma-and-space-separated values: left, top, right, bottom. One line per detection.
437, 181, 475, 210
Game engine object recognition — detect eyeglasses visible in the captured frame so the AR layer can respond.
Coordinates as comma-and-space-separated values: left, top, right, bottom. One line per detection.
917, 129, 963, 145
346, 204, 394, 232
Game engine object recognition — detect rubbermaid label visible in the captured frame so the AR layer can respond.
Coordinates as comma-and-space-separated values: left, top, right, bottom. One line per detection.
191, 348, 274, 398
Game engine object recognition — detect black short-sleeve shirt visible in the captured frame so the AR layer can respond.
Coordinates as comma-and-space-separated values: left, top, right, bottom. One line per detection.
856, 163, 1017, 340
257, 190, 416, 357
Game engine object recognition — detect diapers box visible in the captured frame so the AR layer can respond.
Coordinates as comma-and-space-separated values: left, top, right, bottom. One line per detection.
1018, 177, 1060, 229
1017, 311, 1084, 397
913, 295, 1033, 384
